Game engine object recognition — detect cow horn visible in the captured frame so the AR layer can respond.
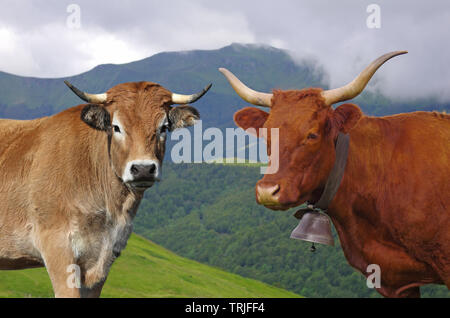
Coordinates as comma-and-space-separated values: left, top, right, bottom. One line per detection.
64, 81, 108, 104
219, 68, 273, 108
171, 84, 212, 104
321, 51, 408, 106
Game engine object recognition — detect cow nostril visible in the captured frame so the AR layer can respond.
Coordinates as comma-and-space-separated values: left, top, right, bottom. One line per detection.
272, 185, 280, 196
130, 165, 139, 176
129, 163, 158, 181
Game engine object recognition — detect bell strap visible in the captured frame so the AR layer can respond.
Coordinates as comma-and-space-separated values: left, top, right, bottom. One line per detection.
314, 132, 350, 211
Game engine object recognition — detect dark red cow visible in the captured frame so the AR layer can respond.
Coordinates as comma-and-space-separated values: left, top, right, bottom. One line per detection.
219, 52, 450, 298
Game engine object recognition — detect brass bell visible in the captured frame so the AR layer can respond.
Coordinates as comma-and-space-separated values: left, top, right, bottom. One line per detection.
290, 211, 335, 246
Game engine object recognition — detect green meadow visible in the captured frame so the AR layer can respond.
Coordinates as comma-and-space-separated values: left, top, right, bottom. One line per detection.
0, 234, 300, 298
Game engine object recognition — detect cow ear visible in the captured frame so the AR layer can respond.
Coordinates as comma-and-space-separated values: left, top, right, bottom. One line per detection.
81, 104, 111, 132
168, 106, 200, 131
331, 103, 362, 134
234, 107, 269, 137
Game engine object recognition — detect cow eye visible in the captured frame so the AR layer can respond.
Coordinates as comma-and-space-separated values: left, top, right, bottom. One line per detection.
160, 122, 170, 134
113, 125, 121, 133
307, 133, 319, 140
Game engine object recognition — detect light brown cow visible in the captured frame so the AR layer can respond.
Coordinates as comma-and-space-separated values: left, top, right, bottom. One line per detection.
0, 81, 210, 297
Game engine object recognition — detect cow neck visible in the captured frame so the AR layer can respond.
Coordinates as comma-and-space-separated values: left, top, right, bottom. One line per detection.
312, 132, 350, 212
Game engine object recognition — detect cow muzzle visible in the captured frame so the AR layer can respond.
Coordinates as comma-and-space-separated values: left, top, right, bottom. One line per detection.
256, 178, 305, 210
256, 182, 281, 206
123, 159, 161, 189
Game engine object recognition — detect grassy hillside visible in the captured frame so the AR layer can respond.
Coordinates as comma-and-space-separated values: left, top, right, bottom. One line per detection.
0, 234, 300, 298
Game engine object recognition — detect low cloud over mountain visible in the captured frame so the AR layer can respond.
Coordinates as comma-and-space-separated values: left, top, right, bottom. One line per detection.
0, 0, 449, 101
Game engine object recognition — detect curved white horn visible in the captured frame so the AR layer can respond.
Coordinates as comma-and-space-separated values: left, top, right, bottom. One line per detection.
321, 51, 408, 105
171, 84, 212, 104
219, 68, 273, 107
64, 81, 108, 104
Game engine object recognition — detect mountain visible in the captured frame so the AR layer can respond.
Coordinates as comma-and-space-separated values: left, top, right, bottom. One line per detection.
0, 44, 321, 128
0, 43, 448, 126
0, 234, 300, 298
2, 43, 448, 165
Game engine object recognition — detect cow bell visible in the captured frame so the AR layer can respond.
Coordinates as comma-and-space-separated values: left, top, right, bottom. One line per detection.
290, 210, 335, 247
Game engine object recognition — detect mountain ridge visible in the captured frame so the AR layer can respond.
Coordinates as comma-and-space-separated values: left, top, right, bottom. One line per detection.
1, 43, 447, 123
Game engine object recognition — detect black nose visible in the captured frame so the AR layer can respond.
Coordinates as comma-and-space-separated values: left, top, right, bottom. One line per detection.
130, 163, 157, 181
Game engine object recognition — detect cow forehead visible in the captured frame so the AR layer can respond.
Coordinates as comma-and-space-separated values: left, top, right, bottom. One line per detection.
107, 81, 171, 126
113, 109, 166, 124
107, 82, 172, 109
271, 88, 327, 109
265, 88, 328, 130
107, 81, 171, 94
266, 104, 322, 132
113, 108, 167, 133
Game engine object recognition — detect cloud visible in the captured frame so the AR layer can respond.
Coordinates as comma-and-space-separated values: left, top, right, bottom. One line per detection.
214, 0, 450, 102
0, 0, 255, 78
0, 0, 449, 102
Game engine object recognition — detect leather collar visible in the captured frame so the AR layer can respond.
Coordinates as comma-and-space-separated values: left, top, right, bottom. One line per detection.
314, 132, 350, 211
294, 132, 350, 218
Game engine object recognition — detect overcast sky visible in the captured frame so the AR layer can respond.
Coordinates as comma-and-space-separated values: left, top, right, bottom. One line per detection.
0, 0, 449, 101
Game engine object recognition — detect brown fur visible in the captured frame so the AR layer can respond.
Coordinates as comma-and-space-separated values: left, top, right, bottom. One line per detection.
234, 88, 450, 298
0, 81, 200, 297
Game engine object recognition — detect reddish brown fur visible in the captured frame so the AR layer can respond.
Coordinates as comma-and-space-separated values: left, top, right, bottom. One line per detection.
234, 88, 450, 298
